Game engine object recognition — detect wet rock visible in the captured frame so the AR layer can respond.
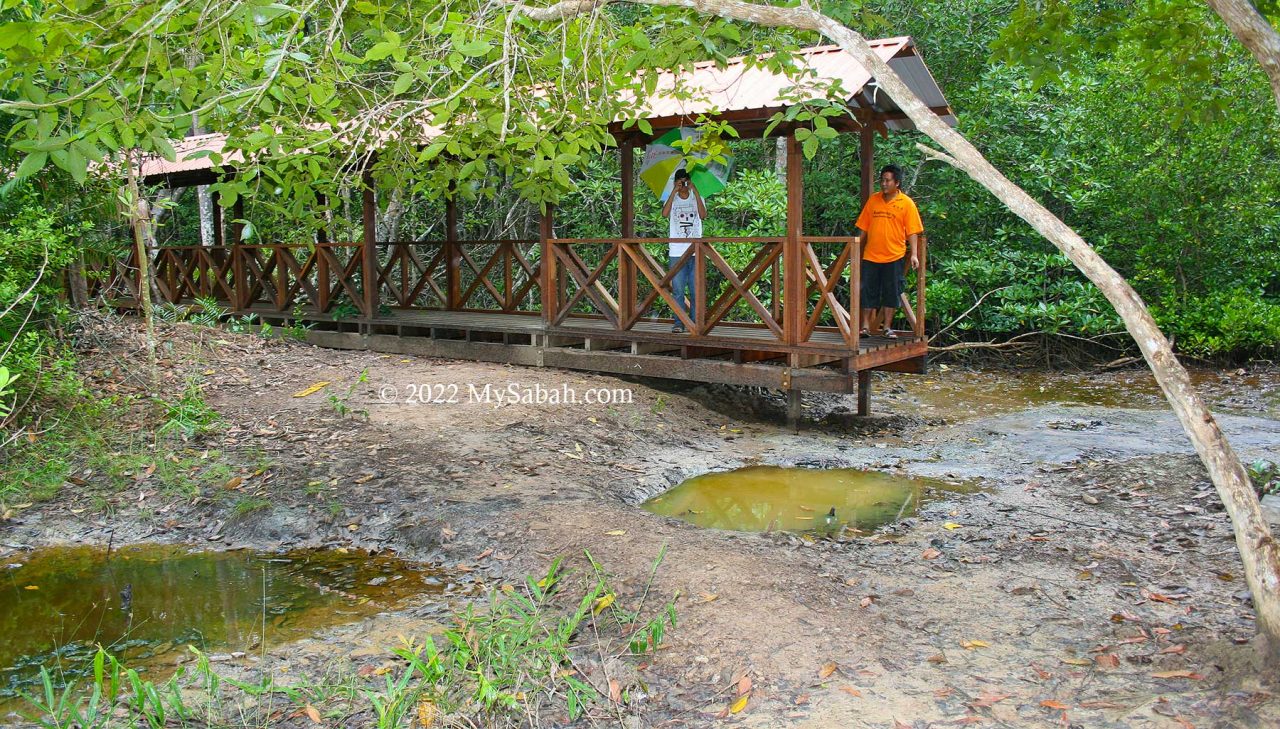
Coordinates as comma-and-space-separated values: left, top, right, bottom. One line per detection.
1261, 495, 1280, 526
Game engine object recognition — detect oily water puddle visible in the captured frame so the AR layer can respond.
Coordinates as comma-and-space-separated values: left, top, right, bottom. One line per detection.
644, 465, 977, 534
0, 545, 448, 708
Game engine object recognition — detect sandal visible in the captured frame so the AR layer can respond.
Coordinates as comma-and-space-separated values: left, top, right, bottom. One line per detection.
884, 329, 898, 339
860, 328, 870, 338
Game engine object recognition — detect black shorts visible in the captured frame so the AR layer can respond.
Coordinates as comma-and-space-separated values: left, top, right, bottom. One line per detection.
860, 258, 905, 309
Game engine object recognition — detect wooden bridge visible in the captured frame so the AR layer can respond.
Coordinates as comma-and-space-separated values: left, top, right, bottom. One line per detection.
95, 39, 954, 420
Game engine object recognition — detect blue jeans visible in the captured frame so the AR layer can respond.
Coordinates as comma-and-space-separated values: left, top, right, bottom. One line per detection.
669, 255, 696, 323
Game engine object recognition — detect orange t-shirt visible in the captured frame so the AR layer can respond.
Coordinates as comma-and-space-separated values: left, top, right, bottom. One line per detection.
855, 191, 924, 263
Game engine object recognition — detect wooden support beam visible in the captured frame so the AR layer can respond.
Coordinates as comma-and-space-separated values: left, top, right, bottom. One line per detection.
784, 132, 805, 345
446, 194, 460, 310
211, 189, 223, 247
632, 341, 680, 355
361, 165, 378, 319
231, 196, 246, 310
540, 205, 557, 325
787, 389, 803, 430
619, 139, 637, 327
857, 369, 871, 416
681, 345, 735, 360
860, 126, 874, 204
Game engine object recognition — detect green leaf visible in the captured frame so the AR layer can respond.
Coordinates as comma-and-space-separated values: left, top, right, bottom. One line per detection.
393, 73, 414, 96
14, 151, 46, 180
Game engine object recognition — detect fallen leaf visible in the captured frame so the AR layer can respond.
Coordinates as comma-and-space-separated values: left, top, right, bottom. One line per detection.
1030, 664, 1051, 680
818, 661, 838, 679
934, 686, 955, 699
23, 585, 38, 591
840, 686, 862, 697
474, 548, 494, 560
304, 704, 321, 723
1151, 670, 1204, 680
1160, 644, 1187, 655
1060, 657, 1093, 666
354, 473, 376, 484
969, 692, 1011, 708
960, 640, 989, 650
416, 699, 438, 727
926, 653, 947, 664
698, 592, 718, 603
794, 693, 810, 705
921, 547, 943, 560
609, 678, 622, 703
223, 476, 243, 490
894, 720, 912, 729
604, 529, 626, 536
943, 522, 963, 530
738, 675, 752, 696
293, 382, 330, 398
1040, 699, 1069, 710
860, 596, 873, 608
593, 593, 615, 615
729, 692, 750, 713
1095, 653, 1120, 669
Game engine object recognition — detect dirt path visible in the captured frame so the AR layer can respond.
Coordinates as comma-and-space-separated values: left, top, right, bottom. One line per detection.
5, 324, 1280, 727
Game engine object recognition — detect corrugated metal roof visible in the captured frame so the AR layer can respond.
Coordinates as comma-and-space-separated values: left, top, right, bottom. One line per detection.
141, 38, 953, 182
138, 133, 234, 179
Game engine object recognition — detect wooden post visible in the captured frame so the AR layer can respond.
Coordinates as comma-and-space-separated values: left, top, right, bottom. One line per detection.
784, 132, 805, 344
211, 190, 224, 247
619, 137, 636, 325
860, 125, 874, 204
916, 234, 927, 339
445, 194, 460, 310
694, 239, 706, 335
231, 196, 245, 311
857, 369, 871, 416
539, 205, 556, 324
858, 123, 874, 334
852, 237, 862, 352
787, 389, 802, 431
315, 191, 329, 313
361, 165, 378, 319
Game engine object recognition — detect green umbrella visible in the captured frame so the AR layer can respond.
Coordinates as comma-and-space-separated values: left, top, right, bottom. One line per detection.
639, 127, 733, 202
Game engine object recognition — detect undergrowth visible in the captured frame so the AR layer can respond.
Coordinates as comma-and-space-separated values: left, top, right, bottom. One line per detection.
18, 550, 678, 728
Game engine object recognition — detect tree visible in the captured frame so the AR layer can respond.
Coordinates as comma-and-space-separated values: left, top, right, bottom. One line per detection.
3, 0, 1278, 657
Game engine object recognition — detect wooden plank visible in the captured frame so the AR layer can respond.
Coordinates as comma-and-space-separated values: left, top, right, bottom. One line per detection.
542, 348, 856, 394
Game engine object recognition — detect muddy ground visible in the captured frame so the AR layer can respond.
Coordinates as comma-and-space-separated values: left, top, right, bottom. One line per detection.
4, 319, 1280, 728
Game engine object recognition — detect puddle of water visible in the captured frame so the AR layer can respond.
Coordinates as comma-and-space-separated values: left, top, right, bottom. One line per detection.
901, 367, 1280, 422
642, 465, 975, 534
0, 544, 446, 704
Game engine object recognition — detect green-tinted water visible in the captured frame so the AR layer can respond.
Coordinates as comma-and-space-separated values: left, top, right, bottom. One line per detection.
0, 545, 444, 702
643, 466, 973, 534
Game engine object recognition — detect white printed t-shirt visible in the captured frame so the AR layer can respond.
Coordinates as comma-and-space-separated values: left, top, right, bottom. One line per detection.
667, 192, 703, 257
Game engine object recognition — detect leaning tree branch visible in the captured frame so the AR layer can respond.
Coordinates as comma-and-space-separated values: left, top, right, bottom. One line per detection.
1204, 0, 1280, 113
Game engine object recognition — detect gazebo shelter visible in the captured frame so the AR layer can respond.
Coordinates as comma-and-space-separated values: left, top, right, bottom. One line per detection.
97, 38, 955, 420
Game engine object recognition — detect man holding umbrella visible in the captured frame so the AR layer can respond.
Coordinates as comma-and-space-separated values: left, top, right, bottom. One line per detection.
662, 168, 706, 333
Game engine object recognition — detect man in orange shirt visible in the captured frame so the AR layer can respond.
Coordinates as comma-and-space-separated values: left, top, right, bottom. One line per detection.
854, 164, 923, 338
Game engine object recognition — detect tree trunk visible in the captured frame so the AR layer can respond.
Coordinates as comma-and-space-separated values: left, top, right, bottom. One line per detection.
67, 254, 89, 308
125, 165, 158, 380
377, 187, 404, 243
518, 0, 1280, 658
1204, 0, 1280, 113
197, 185, 216, 245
